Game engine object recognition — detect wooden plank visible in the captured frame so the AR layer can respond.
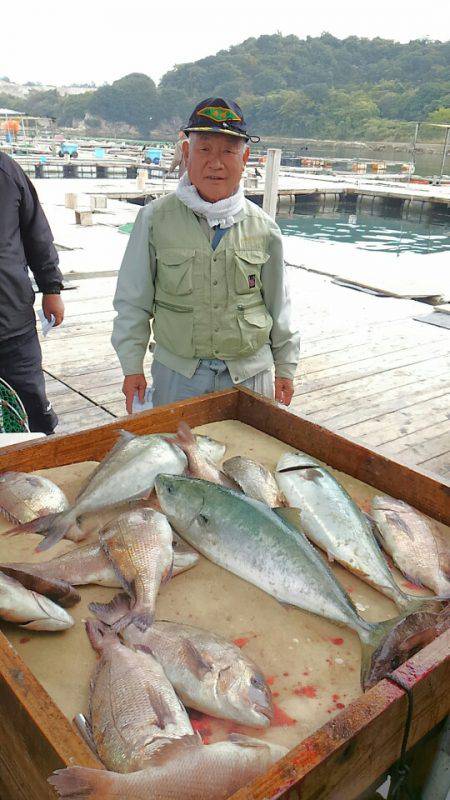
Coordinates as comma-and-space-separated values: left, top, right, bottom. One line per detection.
418, 452, 450, 476
294, 341, 449, 394
0, 390, 239, 472
310, 376, 450, 429
295, 357, 448, 416
0, 631, 101, 800
236, 390, 450, 523
230, 630, 450, 800
341, 397, 450, 444
380, 420, 450, 455
382, 431, 450, 466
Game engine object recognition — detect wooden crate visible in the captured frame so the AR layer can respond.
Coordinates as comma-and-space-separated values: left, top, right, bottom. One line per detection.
0, 388, 448, 800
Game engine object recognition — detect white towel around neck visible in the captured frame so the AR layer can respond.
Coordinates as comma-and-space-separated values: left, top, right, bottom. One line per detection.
175, 172, 245, 229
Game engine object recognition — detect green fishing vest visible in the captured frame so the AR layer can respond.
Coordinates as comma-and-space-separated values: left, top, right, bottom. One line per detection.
151, 194, 273, 360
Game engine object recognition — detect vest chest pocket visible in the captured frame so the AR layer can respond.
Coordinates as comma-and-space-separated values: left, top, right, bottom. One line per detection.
234, 251, 270, 295
156, 249, 195, 296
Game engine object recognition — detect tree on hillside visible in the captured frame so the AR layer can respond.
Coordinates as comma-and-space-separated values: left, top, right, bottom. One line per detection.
92, 73, 159, 134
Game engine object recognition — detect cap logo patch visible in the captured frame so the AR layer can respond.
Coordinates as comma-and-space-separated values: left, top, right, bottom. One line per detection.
198, 106, 241, 123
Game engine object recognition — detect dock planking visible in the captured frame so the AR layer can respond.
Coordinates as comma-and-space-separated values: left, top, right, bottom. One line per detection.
35, 267, 450, 480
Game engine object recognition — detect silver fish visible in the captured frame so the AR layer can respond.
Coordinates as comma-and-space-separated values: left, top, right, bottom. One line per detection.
99, 509, 173, 631
1, 530, 199, 589
275, 451, 423, 612
90, 597, 272, 728
49, 734, 287, 800
0, 471, 69, 524
83, 620, 195, 773
0, 570, 74, 630
155, 474, 437, 689
371, 495, 450, 597
6, 430, 187, 552
222, 456, 287, 507
170, 422, 239, 489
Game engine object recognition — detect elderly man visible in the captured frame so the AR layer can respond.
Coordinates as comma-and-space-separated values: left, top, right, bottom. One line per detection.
112, 98, 300, 411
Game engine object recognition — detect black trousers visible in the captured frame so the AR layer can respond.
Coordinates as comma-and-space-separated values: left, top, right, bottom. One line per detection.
0, 328, 58, 434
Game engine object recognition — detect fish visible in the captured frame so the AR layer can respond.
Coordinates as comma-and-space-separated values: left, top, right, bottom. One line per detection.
164, 431, 226, 464
4, 430, 187, 552
90, 596, 272, 728
0, 530, 199, 589
0, 570, 74, 630
82, 620, 195, 773
155, 474, 439, 689
0, 471, 69, 525
0, 565, 80, 607
222, 456, 287, 507
275, 451, 427, 612
99, 508, 173, 631
48, 734, 287, 800
371, 495, 450, 597
170, 422, 239, 489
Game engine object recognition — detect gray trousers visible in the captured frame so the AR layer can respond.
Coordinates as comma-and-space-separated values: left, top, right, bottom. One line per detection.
151, 359, 274, 407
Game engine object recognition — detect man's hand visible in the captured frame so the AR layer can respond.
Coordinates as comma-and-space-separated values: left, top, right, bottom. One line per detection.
122, 374, 147, 414
275, 377, 294, 406
42, 294, 64, 326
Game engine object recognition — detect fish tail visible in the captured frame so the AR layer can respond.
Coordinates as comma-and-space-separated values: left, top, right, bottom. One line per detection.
360, 601, 447, 690
89, 593, 131, 626
48, 766, 123, 799
85, 618, 116, 652
2, 512, 58, 538
399, 595, 448, 614
169, 420, 195, 456
113, 608, 154, 633
34, 510, 83, 553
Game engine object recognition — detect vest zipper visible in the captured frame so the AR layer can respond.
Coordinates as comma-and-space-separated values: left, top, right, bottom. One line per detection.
155, 300, 194, 313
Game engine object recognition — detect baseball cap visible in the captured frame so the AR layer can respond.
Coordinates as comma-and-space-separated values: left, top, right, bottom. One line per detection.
183, 98, 260, 143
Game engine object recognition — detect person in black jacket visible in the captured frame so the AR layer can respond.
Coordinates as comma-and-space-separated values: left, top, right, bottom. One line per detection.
0, 152, 64, 434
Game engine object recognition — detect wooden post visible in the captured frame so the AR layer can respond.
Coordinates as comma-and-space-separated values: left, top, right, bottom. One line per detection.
263, 148, 281, 219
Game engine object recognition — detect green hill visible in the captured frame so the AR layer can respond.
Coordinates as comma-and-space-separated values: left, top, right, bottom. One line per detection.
2, 34, 449, 141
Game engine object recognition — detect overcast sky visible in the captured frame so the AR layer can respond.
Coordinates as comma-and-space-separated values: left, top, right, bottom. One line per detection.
3, 0, 449, 86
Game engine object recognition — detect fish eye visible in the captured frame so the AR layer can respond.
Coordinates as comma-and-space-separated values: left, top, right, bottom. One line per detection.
167, 486, 173, 494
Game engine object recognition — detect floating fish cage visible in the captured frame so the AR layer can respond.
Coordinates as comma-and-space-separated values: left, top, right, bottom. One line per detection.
0, 388, 448, 800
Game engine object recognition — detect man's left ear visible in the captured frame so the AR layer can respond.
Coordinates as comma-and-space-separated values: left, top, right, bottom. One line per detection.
243, 145, 250, 167
182, 139, 190, 159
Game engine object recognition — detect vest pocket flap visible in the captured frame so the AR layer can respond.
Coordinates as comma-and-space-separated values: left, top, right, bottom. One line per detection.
241, 307, 269, 328
158, 249, 196, 266
235, 250, 270, 265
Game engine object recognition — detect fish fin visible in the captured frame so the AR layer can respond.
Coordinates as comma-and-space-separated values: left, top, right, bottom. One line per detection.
228, 733, 269, 748
89, 593, 130, 626
162, 555, 174, 585
326, 549, 335, 564
0, 565, 80, 608
402, 573, 425, 589
2, 512, 58, 538
85, 618, 116, 652
181, 639, 214, 679
398, 626, 439, 653
73, 713, 98, 757
147, 735, 201, 765
272, 506, 303, 528
34, 511, 83, 553
48, 766, 120, 799
175, 421, 196, 446
100, 540, 134, 596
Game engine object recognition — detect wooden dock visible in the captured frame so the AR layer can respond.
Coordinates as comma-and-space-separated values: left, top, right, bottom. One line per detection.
38, 267, 450, 480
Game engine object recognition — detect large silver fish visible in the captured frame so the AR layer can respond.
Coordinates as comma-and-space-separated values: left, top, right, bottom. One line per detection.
0, 472, 69, 524
371, 495, 450, 597
155, 475, 437, 689
0, 570, 74, 630
5, 430, 187, 552
82, 620, 195, 773
222, 456, 287, 507
90, 596, 272, 728
275, 451, 424, 612
99, 509, 173, 631
49, 734, 287, 800
1, 530, 198, 588
164, 431, 226, 464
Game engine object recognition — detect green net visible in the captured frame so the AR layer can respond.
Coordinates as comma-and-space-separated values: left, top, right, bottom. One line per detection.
0, 379, 29, 433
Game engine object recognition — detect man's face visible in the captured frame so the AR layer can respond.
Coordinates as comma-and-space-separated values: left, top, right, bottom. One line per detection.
183, 133, 250, 202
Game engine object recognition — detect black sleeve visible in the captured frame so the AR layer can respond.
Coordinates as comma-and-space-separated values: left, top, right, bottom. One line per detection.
18, 173, 64, 293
